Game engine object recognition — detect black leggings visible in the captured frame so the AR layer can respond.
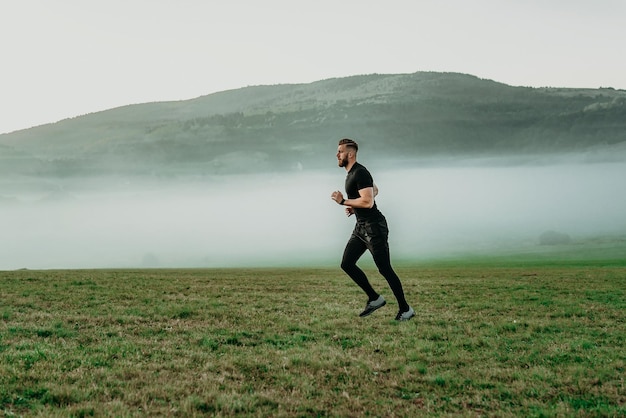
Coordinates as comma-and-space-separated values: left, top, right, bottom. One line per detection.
340, 218, 409, 312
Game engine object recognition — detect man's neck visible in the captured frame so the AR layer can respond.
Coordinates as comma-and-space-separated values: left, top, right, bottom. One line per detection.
344, 160, 357, 172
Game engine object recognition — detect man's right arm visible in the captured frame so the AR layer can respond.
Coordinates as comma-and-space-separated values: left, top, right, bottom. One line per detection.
343, 187, 375, 209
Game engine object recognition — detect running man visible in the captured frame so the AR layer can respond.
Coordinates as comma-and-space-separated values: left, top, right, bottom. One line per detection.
331, 138, 415, 321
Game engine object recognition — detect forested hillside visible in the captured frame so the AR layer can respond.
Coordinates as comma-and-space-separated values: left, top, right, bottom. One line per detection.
1, 72, 625, 177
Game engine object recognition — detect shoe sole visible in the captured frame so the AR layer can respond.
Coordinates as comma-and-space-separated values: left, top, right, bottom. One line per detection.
359, 300, 387, 317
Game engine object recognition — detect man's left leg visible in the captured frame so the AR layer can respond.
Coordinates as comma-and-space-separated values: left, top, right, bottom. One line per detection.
368, 219, 410, 313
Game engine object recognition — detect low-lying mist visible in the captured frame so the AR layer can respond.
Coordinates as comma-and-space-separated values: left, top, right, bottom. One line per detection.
2, 160, 625, 270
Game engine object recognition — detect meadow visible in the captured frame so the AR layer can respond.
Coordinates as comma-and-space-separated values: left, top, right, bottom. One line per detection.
1, 263, 624, 417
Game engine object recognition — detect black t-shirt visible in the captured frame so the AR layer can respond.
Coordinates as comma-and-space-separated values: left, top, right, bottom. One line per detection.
345, 162, 383, 222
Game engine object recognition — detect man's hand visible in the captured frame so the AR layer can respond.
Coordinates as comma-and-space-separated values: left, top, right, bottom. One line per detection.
331, 190, 344, 204
345, 207, 354, 217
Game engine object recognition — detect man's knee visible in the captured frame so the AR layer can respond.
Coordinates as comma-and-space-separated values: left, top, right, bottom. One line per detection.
376, 263, 395, 278
341, 258, 356, 272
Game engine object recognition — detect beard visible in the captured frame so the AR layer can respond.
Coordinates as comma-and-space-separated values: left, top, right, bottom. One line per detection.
338, 157, 348, 167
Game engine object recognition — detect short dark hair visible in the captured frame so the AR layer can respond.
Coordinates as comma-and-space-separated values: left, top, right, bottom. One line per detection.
338, 138, 358, 152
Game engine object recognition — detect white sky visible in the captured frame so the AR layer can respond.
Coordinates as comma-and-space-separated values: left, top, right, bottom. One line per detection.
1, 0, 625, 135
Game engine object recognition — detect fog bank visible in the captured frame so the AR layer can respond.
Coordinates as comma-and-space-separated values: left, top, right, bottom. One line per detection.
2, 161, 625, 270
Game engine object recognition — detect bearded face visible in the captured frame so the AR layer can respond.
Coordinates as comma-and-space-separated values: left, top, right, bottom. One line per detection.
336, 145, 351, 168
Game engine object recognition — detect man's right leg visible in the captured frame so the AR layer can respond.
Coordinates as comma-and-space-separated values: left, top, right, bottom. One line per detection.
341, 234, 379, 301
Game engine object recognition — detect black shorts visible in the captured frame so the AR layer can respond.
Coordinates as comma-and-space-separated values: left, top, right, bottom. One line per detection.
353, 216, 389, 251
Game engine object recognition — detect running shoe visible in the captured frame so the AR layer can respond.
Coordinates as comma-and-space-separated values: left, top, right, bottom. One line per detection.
359, 295, 386, 317
395, 306, 415, 321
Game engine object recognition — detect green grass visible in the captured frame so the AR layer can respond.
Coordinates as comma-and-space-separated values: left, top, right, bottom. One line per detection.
1, 264, 625, 416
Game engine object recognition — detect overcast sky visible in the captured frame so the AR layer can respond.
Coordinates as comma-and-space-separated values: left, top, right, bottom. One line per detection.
1, 0, 624, 135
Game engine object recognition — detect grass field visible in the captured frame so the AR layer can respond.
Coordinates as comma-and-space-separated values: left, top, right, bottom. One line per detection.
1, 262, 624, 417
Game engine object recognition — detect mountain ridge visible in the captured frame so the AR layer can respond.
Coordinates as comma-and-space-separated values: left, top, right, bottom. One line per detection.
1, 71, 625, 178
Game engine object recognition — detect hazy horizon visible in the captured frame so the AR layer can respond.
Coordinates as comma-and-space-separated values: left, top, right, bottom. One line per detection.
2, 159, 625, 270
